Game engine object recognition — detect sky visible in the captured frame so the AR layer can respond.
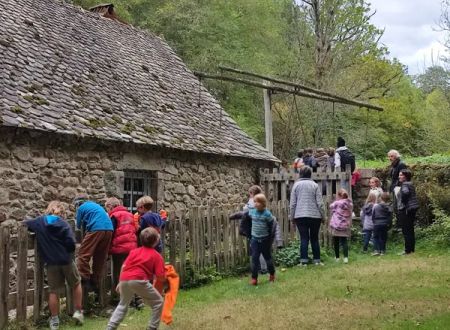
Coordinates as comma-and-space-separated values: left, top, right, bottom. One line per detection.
369, 0, 448, 75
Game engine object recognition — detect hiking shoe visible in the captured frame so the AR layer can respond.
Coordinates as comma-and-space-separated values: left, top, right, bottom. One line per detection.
250, 278, 258, 286
49, 316, 59, 330
343, 257, 349, 264
72, 310, 84, 325
269, 274, 275, 282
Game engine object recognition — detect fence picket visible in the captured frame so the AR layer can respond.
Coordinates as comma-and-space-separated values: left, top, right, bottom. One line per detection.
16, 225, 28, 322
179, 218, 186, 285
33, 235, 44, 321
0, 224, 11, 329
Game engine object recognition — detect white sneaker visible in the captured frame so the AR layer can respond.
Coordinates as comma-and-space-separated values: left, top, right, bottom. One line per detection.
343, 257, 349, 264
335, 258, 340, 262
49, 316, 59, 330
72, 310, 84, 325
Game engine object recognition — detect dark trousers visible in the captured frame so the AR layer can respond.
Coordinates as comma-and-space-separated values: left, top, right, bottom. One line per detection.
77, 230, 113, 286
399, 209, 416, 253
373, 225, 388, 253
362, 230, 373, 251
112, 253, 128, 300
333, 236, 348, 258
295, 218, 321, 263
250, 237, 275, 279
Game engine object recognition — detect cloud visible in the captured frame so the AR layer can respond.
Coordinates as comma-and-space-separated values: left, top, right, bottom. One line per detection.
369, 0, 447, 74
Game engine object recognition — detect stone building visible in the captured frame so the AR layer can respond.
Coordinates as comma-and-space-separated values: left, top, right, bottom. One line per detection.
0, 0, 277, 222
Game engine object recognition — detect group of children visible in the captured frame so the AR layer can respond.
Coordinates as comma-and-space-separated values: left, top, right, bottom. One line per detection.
25, 194, 170, 330
329, 176, 393, 263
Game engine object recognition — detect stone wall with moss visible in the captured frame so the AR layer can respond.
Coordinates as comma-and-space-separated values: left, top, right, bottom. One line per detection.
0, 127, 267, 222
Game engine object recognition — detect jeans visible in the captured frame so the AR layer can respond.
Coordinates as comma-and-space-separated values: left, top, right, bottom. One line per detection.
333, 236, 348, 258
399, 209, 416, 253
373, 225, 388, 253
362, 230, 373, 251
295, 218, 321, 263
250, 237, 275, 279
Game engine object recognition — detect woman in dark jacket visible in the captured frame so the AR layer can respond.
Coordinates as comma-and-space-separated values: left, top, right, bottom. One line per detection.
397, 169, 419, 255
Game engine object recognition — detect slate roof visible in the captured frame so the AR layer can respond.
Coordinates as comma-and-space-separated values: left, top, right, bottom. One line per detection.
0, 0, 278, 162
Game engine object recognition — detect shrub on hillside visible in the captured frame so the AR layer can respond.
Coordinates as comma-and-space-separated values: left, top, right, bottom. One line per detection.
420, 207, 450, 247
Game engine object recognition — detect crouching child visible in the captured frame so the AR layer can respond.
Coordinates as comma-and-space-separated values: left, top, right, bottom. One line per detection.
24, 201, 83, 330
107, 227, 166, 330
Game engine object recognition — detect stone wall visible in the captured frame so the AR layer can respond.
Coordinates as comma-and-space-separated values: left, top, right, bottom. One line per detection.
0, 127, 269, 222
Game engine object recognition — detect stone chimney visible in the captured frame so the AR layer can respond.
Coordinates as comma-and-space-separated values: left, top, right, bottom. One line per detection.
89, 3, 127, 24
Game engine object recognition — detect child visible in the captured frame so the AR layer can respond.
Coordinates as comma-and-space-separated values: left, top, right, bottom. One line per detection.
136, 196, 165, 254
24, 201, 83, 330
369, 177, 383, 201
107, 227, 165, 330
231, 186, 282, 274
293, 150, 304, 173
360, 192, 377, 252
248, 193, 276, 285
372, 192, 393, 256
329, 189, 353, 263
105, 197, 138, 300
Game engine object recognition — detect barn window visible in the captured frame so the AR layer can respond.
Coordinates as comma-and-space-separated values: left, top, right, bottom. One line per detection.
123, 171, 158, 213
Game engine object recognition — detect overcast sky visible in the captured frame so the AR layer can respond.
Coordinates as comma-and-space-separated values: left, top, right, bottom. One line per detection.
369, 0, 447, 75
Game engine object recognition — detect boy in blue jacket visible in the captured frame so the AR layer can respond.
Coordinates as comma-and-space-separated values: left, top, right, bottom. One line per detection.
73, 193, 113, 291
136, 196, 165, 254
24, 201, 83, 330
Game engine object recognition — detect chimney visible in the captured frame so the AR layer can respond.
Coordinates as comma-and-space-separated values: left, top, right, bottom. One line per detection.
89, 3, 127, 24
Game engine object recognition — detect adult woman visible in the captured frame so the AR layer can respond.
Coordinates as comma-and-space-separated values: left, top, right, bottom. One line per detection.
396, 169, 419, 255
289, 166, 326, 265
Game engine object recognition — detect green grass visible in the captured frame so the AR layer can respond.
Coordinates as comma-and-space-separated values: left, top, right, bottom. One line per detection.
357, 152, 450, 169
51, 245, 450, 330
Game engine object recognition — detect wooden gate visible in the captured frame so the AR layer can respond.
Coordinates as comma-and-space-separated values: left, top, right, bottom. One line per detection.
260, 165, 352, 248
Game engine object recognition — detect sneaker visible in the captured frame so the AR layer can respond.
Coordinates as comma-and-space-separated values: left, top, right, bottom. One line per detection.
269, 274, 275, 282
297, 263, 307, 267
314, 261, 324, 266
250, 278, 258, 286
49, 316, 59, 330
380, 251, 385, 256
371, 252, 380, 256
335, 258, 340, 262
72, 310, 84, 325
343, 257, 348, 264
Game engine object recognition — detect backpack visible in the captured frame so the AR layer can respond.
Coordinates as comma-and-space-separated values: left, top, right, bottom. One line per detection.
338, 149, 355, 172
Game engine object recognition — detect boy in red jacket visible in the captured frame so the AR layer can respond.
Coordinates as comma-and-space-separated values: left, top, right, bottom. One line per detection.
107, 227, 166, 330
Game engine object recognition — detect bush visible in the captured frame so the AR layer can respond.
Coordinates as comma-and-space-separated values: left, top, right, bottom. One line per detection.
274, 240, 299, 267
421, 207, 450, 247
182, 262, 222, 289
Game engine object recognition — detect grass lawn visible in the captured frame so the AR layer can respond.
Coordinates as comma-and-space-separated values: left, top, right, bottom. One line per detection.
55, 246, 450, 330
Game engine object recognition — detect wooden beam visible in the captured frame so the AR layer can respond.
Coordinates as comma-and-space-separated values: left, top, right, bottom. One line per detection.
263, 89, 273, 155
197, 69, 383, 111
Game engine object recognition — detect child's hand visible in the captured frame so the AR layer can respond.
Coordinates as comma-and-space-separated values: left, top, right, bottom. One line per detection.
115, 283, 121, 293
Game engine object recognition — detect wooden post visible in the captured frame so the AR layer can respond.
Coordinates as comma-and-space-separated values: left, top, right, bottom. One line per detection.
263, 89, 273, 155
0, 224, 11, 329
33, 235, 44, 322
179, 218, 186, 285
16, 225, 28, 322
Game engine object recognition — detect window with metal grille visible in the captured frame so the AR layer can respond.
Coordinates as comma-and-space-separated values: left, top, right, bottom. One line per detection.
123, 171, 158, 213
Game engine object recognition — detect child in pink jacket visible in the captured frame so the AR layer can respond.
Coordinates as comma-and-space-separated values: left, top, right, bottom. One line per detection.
329, 189, 353, 263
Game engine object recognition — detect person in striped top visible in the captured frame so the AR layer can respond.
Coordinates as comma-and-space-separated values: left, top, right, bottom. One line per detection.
248, 194, 276, 286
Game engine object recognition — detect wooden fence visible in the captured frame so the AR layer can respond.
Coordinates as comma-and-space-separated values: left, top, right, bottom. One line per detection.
260, 165, 352, 248
0, 167, 349, 327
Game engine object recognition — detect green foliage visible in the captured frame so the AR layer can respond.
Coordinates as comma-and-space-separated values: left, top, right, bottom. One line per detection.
421, 207, 450, 247
274, 240, 299, 267
181, 262, 222, 289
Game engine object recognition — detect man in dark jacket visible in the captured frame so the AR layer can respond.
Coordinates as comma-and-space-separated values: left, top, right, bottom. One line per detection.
24, 201, 83, 329
387, 149, 407, 193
